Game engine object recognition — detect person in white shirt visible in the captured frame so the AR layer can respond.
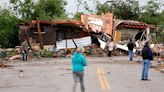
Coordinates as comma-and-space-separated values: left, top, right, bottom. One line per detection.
107, 40, 114, 57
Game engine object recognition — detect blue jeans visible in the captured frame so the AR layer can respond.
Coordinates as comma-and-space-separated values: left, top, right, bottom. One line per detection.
142, 59, 150, 80
128, 50, 133, 61
22, 50, 28, 61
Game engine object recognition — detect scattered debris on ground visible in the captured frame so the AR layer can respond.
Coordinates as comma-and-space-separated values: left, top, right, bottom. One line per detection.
56, 45, 106, 57
0, 61, 12, 68
9, 54, 22, 61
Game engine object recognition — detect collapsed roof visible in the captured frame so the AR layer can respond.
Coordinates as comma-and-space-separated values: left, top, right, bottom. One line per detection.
19, 20, 85, 30
114, 19, 155, 29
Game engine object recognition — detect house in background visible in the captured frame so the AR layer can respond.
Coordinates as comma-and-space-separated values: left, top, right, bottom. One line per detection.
18, 13, 155, 50
18, 20, 90, 49
114, 19, 155, 42
81, 13, 155, 42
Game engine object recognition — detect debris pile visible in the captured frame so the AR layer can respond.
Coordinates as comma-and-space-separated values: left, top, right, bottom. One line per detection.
0, 61, 12, 68
56, 45, 107, 57
6, 48, 23, 61
145, 44, 164, 73
157, 48, 164, 73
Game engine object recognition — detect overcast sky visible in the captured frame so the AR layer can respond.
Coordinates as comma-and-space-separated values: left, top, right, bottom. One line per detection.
0, 0, 163, 17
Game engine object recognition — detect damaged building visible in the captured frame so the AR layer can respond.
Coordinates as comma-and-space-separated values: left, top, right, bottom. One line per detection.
18, 19, 90, 50
18, 13, 155, 51
80, 13, 155, 42
114, 19, 155, 41
80, 13, 156, 52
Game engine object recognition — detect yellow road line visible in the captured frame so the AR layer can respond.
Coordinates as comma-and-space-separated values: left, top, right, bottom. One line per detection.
97, 67, 105, 90
100, 67, 111, 90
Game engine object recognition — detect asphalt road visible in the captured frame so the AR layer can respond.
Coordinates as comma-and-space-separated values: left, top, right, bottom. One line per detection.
0, 56, 164, 92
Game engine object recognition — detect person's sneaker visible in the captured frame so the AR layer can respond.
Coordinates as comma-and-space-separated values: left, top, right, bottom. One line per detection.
141, 79, 151, 81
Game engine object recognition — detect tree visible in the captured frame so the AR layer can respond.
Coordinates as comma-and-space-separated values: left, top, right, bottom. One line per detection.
74, 0, 94, 15
10, 0, 68, 20
140, 0, 161, 25
159, 10, 164, 26
143, 0, 160, 15
140, 0, 164, 43
96, 2, 111, 15
73, 12, 84, 20
76, 0, 83, 13
0, 8, 19, 48
10, 0, 34, 20
32, 0, 68, 20
154, 10, 164, 43
114, 0, 141, 20
95, 0, 141, 20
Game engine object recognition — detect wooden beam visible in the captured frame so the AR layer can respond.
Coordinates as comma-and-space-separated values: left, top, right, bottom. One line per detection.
36, 17, 44, 49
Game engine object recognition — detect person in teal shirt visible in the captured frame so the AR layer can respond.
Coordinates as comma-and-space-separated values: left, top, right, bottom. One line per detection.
72, 47, 87, 92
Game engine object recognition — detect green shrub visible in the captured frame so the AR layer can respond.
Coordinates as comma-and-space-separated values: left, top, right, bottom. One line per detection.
0, 50, 7, 58
40, 49, 53, 57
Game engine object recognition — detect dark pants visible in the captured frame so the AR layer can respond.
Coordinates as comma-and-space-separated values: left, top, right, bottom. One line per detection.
108, 51, 112, 57
22, 50, 28, 61
72, 72, 85, 92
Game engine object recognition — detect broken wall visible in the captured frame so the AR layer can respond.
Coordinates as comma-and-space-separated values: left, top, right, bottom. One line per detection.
116, 28, 140, 41
20, 25, 89, 46
102, 13, 114, 35
81, 13, 114, 35
25, 27, 56, 45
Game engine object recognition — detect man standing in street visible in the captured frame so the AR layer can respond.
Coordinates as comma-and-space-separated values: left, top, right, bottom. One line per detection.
141, 42, 153, 80
127, 39, 134, 61
21, 40, 29, 61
